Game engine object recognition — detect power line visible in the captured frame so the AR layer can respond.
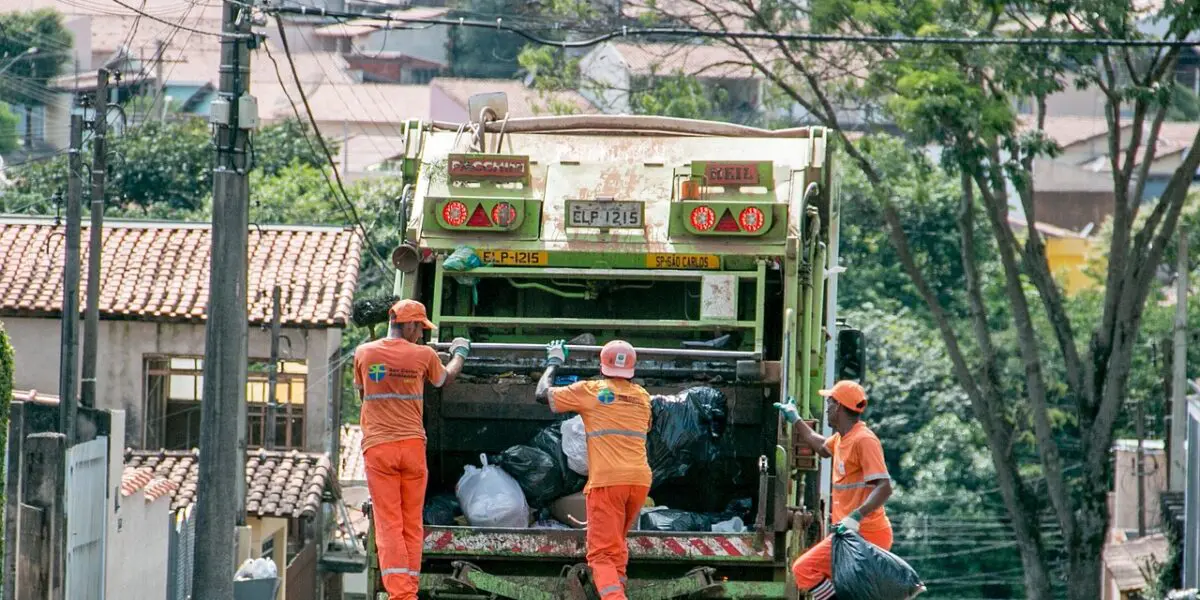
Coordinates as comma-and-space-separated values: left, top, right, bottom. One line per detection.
264, 5, 1200, 48
267, 16, 394, 277
109, 0, 224, 37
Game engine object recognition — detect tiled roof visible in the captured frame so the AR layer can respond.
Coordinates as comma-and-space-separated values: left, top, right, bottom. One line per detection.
0, 219, 362, 327
120, 467, 179, 503
430, 78, 594, 118
286, 83, 431, 125
124, 448, 335, 519
313, 7, 452, 38
339, 424, 366, 484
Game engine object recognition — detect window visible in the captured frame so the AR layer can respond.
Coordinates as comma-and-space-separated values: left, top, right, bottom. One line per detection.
144, 356, 308, 450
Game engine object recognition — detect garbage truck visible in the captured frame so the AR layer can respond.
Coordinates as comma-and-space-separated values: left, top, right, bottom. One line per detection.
359, 95, 867, 600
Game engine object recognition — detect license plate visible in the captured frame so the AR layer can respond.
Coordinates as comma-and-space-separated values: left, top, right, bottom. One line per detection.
476, 250, 548, 266
645, 254, 721, 270
566, 201, 644, 228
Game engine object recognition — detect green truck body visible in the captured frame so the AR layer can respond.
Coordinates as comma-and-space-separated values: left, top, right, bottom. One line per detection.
362, 112, 855, 600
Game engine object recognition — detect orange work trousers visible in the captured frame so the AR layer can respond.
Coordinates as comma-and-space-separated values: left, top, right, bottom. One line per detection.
365, 439, 428, 600
792, 526, 894, 591
585, 485, 650, 600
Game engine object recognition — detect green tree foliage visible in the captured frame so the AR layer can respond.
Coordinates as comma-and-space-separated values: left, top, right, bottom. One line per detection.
4, 117, 330, 215
446, 0, 528, 78
0, 321, 13, 570
0, 102, 17, 153
0, 9, 72, 108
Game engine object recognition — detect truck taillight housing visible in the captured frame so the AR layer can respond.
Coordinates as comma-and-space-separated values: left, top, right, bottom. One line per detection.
443, 201, 469, 227
491, 202, 518, 227
738, 207, 765, 233
689, 206, 716, 231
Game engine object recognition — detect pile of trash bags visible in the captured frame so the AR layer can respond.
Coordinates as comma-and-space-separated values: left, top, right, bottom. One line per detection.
638, 498, 752, 533
443, 385, 729, 528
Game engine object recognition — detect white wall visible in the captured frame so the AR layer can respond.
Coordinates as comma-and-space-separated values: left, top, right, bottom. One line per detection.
578, 43, 632, 114
106, 491, 172, 599
0, 316, 339, 452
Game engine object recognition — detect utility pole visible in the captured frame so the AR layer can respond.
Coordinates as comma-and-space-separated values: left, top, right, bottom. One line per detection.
266, 285, 282, 450
192, 0, 253, 594
59, 114, 84, 444
81, 69, 108, 410
153, 39, 166, 121
1170, 233, 1190, 491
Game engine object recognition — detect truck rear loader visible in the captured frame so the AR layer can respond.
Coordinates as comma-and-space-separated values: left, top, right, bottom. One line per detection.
358, 99, 866, 600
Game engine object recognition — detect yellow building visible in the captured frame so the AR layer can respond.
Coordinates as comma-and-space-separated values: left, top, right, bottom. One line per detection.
1009, 217, 1098, 295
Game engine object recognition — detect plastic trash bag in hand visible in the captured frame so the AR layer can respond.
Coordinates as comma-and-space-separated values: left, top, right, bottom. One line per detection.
831, 529, 926, 600
561, 415, 589, 476
456, 454, 531, 528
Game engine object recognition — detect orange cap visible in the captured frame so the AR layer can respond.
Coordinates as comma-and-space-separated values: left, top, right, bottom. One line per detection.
388, 299, 437, 330
600, 340, 636, 379
819, 380, 867, 413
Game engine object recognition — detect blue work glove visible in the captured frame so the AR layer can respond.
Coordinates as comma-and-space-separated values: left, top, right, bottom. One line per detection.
449, 337, 471, 358
772, 396, 801, 424
546, 340, 568, 366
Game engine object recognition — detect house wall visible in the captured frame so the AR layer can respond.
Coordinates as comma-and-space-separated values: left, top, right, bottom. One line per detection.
358, 26, 450, 68
1044, 237, 1097, 295
0, 316, 340, 452
106, 491, 172, 600
578, 44, 632, 114
1112, 446, 1168, 534
250, 517, 290, 600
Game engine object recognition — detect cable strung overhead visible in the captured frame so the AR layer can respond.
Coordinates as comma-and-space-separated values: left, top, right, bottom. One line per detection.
263, 4, 1200, 48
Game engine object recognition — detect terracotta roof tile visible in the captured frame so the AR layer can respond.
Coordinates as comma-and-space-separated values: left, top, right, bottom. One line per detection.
339, 424, 365, 484
120, 467, 180, 503
0, 219, 362, 327
123, 448, 335, 519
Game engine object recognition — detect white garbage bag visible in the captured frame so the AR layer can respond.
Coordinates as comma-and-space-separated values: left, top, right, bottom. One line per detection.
711, 516, 746, 533
234, 557, 279, 580
561, 416, 589, 476
456, 453, 530, 528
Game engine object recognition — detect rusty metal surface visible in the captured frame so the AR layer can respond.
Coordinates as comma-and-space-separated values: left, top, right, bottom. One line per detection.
424, 527, 776, 563
411, 130, 820, 253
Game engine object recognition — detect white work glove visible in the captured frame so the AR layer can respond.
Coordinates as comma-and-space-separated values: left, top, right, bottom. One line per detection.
546, 339, 568, 366
772, 396, 801, 424
837, 510, 863, 534
449, 337, 471, 358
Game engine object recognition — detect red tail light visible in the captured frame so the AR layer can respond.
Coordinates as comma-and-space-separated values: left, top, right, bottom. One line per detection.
443, 201, 469, 226
739, 207, 765, 233
690, 206, 716, 231
491, 202, 518, 227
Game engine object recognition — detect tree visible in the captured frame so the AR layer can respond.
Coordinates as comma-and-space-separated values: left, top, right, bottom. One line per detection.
0, 321, 13, 571
447, 0, 528, 78
617, 0, 1200, 597
4, 117, 330, 215
0, 102, 17, 153
0, 10, 73, 144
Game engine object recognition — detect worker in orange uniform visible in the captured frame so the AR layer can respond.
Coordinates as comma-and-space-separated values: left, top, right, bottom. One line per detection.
774, 380, 893, 600
354, 299, 471, 600
535, 339, 651, 600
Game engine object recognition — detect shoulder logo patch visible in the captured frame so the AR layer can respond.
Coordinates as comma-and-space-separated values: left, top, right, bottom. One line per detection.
368, 363, 387, 382
597, 388, 616, 405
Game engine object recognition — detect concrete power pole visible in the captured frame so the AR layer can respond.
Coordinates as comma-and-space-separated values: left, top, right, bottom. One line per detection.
81, 69, 108, 410
191, 0, 253, 594
60, 113, 84, 444
266, 285, 282, 450
1170, 233, 1190, 491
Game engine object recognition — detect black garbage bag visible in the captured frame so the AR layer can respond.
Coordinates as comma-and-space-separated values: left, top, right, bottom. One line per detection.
531, 424, 587, 496
423, 493, 461, 526
496, 445, 567, 509
639, 509, 713, 532
831, 529, 926, 600
647, 387, 728, 488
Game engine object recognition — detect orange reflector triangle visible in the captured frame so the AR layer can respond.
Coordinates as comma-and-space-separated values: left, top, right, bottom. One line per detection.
467, 204, 492, 227
715, 209, 741, 232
